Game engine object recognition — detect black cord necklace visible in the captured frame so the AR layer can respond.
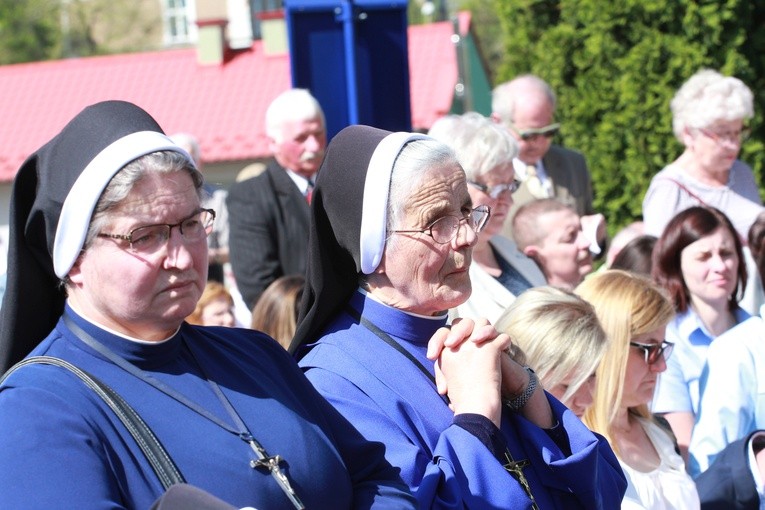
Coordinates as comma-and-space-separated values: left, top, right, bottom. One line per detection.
345, 305, 448, 405
345, 305, 539, 508
63, 315, 305, 509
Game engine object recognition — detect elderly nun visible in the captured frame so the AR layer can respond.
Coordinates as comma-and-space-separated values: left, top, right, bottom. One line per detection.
292, 124, 627, 509
0, 101, 415, 509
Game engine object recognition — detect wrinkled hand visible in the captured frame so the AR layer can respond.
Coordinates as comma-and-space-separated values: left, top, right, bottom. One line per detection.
500, 350, 532, 399
427, 317, 505, 359
428, 318, 510, 427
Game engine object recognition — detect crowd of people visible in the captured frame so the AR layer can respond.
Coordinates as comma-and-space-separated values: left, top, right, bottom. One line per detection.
0, 66, 764, 509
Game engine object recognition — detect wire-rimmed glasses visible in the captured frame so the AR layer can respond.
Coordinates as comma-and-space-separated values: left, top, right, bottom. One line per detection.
697, 127, 750, 146
390, 205, 491, 244
98, 208, 216, 255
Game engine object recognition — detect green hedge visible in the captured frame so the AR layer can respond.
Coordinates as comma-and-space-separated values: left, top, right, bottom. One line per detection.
0, 0, 59, 64
489, 0, 765, 235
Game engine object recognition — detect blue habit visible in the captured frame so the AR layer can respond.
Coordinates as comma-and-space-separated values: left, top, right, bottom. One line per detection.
300, 291, 627, 509
0, 305, 415, 509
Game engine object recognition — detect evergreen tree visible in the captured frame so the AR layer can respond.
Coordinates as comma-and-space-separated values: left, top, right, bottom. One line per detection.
0, 0, 59, 64
490, 0, 765, 233
0, 0, 161, 65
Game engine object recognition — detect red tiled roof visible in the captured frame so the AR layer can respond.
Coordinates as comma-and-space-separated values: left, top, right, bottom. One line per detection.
0, 17, 464, 182
408, 17, 459, 129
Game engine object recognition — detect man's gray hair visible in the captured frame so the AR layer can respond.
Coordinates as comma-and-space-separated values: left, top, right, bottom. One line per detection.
169, 133, 201, 167
492, 74, 557, 126
265, 88, 326, 143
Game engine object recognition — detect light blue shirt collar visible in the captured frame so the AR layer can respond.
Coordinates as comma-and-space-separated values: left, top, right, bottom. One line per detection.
676, 306, 750, 346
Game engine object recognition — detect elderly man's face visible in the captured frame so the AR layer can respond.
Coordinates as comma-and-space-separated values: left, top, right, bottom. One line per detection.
529, 209, 592, 289
508, 93, 555, 165
271, 116, 326, 179
67, 171, 208, 340
375, 163, 476, 315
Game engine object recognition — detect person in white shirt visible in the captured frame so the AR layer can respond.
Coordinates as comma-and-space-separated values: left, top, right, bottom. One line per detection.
578, 270, 700, 510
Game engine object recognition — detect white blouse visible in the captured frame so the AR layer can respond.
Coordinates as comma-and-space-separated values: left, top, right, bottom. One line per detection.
620, 418, 700, 510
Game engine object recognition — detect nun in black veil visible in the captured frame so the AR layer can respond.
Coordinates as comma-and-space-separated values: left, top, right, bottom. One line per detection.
292, 124, 627, 509
0, 101, 415, 509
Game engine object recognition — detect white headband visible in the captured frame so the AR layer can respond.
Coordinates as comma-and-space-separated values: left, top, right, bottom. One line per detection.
359, 132, 428, 274
53, 131, 190, 278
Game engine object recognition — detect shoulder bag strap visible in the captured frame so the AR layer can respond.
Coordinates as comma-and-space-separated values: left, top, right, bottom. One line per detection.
1, 356, 185, 490
661, 177, 709, 207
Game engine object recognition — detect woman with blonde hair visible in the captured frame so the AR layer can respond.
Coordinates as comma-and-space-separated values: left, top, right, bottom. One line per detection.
186, 281, 235, 327
577, 270, 700, 509
495, 286, 607, 417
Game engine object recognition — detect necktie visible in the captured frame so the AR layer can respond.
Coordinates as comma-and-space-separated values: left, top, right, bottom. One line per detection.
305, 180, 314, 204
525, 164, 548, 199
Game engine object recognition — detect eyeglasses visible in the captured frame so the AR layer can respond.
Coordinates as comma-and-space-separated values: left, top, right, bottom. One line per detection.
390, 205, 491, 244
629, 340, 674, 365
509, 122, 561, 142
697, 127, 750, 145
468, 179, 521, 198
98, 208, 215, 255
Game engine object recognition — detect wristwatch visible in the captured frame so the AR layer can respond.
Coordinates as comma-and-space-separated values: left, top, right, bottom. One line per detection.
504, 366, 538, 411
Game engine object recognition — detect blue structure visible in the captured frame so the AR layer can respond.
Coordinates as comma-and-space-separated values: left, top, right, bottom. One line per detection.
284, 0, 412, 139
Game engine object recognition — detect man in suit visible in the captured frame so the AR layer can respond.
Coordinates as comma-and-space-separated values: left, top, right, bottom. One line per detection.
694, 430, 765, 510
492, 75, 603, 251
227, 89, 326, 310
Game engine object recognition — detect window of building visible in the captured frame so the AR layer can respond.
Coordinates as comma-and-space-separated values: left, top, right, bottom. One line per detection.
163, 0, 197, 46
250, 0, 283, 39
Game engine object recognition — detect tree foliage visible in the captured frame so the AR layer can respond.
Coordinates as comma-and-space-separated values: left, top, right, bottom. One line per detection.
0, 0, 161, 65
488, 0, 765, 234
0, 0, 60, 64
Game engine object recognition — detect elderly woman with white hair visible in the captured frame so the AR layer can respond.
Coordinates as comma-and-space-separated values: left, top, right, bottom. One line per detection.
642, 69, 764, 240
292, 124, 627, 508
428, 112, 546, 322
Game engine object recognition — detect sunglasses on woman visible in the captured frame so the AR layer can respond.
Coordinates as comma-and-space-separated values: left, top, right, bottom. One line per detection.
629, 340, 674, 365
